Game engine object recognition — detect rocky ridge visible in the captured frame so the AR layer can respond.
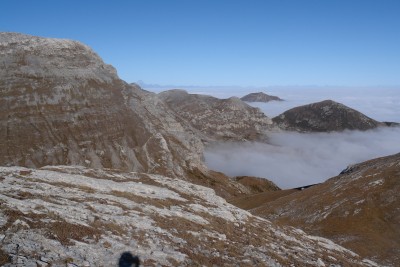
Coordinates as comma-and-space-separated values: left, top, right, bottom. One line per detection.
241, 153, 400, 266
158, 89, 273, 141
0, 32, 202, 176
273, 100, 384, 132
0, 32, 208, 181
0, 166, 378, 266
241, 92, 283, 102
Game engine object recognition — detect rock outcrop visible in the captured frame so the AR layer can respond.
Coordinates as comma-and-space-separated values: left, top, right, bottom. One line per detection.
241, 92, 283, 102
0, 165, 378, 266
0, 32, 206, 179
245, 153, 400, 266
273, 100, 384, 132
233, 176, 281, 194
158, 89, 273, 141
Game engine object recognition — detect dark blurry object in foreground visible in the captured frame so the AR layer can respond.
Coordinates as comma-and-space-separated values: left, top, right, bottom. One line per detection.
118, 252, 140, 267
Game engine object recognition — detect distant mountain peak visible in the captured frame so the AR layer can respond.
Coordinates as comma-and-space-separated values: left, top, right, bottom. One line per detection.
241, 92, 283, 102
273, 99, 384, 132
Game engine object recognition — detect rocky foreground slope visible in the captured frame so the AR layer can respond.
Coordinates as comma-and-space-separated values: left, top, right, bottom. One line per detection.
244, 153, 400, 266
273, 100, 384, 132
158, 89, 273, 141
0, 166, 379, 266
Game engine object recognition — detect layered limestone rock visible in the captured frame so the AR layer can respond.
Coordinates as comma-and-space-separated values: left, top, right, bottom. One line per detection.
0, 32, 204, 178
273, 100, 384, 132
0, 166, 379, 266
158, 89, 273, 141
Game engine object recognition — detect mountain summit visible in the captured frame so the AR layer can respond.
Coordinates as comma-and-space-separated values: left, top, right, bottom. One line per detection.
241, 92, 283, 102
273, 99, 384, 132
0, 32, 205, 177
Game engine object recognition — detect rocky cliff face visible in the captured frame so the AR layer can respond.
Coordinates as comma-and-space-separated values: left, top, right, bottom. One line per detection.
0, 32, 205, 178
273, 100, 384, 132
0, 166, 378, 266
158, 89, 273, 141
250, 153, 400, 266
241, 92, 283, 102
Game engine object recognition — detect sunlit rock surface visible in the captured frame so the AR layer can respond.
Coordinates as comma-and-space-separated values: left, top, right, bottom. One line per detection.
158, 89, 273, 141
0, 32, 204, 178
0, 166, 378, 266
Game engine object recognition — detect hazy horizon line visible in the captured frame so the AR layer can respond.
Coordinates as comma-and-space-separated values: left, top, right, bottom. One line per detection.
135, 81, 400, 90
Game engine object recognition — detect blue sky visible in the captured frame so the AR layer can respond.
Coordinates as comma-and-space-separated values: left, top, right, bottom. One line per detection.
1, 0, 400, 86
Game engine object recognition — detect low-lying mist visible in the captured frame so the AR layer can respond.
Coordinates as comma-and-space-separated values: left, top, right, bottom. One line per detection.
204, 127, 400, 189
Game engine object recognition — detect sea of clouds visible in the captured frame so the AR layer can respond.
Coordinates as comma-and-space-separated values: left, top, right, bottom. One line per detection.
205, 127, 400, 189
145, 84, 400, 188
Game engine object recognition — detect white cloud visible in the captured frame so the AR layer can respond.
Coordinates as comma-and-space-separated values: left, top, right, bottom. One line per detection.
204, 127, 400, 189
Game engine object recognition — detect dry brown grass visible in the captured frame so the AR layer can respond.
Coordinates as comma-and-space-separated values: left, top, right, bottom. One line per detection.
0, 208, 25, 231
25, 177, 96, 194
1, 206, 101, 247
0, 248, 11, 265
58, 168, 163, 187
234, 176, 281, 193
250, 153, 400, 266
110, 190, 185, 209
47, 220, 101, 246
229, 189, 298, 210
185, 168, 244, 199
15, 191, 35, 200
90, 219, 125, 236
19, 170, 32, 176
147, 211, 264, 265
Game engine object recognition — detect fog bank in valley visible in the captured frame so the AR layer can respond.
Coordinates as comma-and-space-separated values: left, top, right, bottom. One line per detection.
146, 85, 400, 188
204, 127, 400, 189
